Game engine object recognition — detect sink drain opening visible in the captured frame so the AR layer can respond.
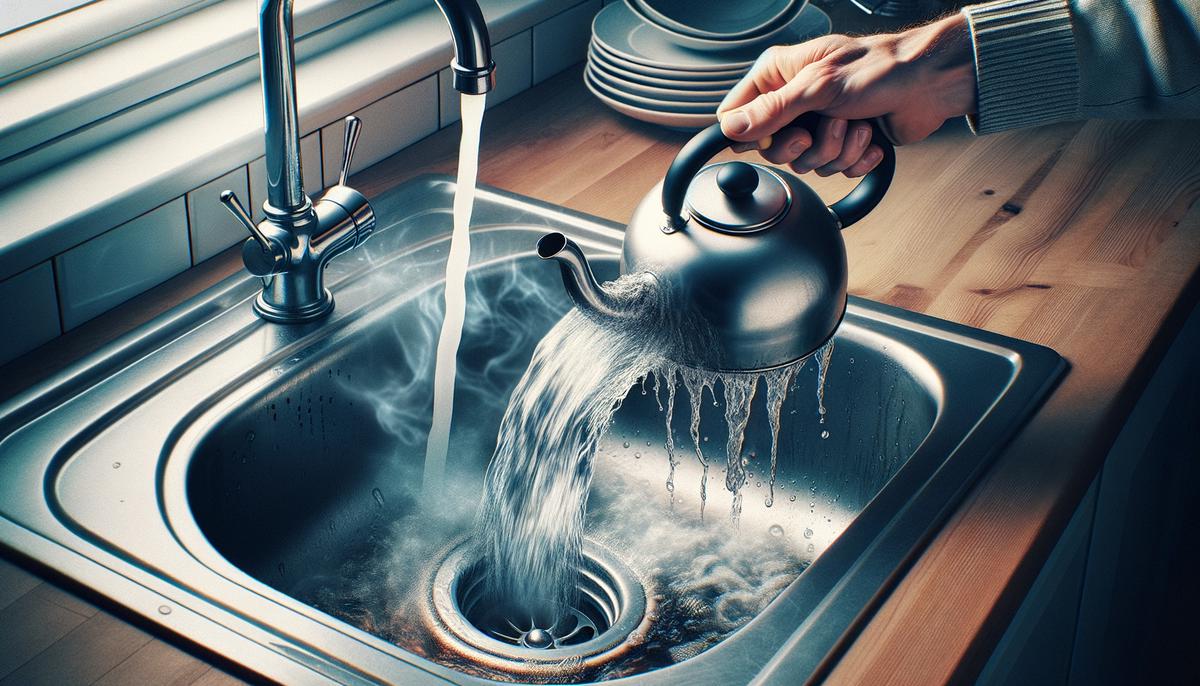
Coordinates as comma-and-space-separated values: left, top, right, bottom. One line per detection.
425, 538, 650, 676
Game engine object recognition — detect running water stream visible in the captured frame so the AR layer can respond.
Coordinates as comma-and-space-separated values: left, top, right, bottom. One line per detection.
474, 271, 835, 619
423, 93, 486, 499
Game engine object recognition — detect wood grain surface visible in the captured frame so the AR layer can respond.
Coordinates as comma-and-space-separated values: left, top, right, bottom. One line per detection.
2, 68, 1197, 684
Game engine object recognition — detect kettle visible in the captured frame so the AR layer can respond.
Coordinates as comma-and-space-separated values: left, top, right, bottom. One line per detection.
537, 119, 895, 372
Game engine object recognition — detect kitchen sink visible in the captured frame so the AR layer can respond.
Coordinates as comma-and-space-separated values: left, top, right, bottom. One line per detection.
0, 177, 1063, 685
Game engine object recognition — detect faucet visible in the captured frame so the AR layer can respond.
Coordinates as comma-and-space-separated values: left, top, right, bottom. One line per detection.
221, 0, 495, 323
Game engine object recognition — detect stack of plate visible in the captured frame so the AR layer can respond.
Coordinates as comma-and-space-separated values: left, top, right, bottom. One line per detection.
586, 1, 831, 130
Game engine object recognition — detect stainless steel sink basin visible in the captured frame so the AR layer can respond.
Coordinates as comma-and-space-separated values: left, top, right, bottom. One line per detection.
0, 177, 1064, 685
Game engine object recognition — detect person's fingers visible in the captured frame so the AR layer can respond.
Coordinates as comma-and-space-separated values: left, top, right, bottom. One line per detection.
790, 117, 847, 173
719, 61, 841, 142
758, 126, 813, 164
815, 121, 872, 176
842, 144, 884, 177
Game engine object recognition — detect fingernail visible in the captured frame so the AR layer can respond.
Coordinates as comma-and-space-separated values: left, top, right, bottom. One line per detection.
865, 148, 883, 163
758, 135, 773, 150
831, 119, 847, 140
793, 164, 813, 174
788, 138, 810, 155
856, 126, 870, 146
724, 110, 751, 135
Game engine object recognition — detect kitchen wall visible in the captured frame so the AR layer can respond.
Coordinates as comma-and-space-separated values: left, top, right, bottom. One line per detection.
0, 0, 603, 368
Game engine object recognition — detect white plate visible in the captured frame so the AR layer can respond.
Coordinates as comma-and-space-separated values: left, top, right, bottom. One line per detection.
590, 38, 749, 80
585, 69, 718, 114
587, 60, 731, 102
585, 71, 716, 130
593, 2, 829, 72
588, 45, 743, 89
629, 0, 809, 52
631, 0, 802, 40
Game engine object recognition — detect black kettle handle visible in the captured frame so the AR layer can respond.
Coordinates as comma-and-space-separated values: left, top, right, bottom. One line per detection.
661, 113, 896, 230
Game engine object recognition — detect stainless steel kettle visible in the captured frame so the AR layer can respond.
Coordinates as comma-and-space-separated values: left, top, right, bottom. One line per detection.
537, 119, 895, 372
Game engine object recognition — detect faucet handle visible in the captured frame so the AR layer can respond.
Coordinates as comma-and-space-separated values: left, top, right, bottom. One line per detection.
220, 190, 287, 276
337, 115, 363, 187
220, 190, 270, 250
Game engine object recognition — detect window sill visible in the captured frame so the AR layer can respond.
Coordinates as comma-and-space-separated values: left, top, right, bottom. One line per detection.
0, 0, 564, 283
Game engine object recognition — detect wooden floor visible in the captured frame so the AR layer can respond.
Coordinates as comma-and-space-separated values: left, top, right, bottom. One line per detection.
0, 556, 251, 686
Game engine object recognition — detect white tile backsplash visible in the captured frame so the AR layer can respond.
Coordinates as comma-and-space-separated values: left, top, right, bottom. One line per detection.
321, 76, 438, 182
533, 1, 600, 84
0, 262, 61, 366
55, 198, 190, 330
248, 132, 324, 223
439, 29, 533, 127
187, 166, 250, 265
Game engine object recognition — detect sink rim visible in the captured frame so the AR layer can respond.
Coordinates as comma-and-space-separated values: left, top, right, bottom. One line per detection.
0, 176, 1067, 686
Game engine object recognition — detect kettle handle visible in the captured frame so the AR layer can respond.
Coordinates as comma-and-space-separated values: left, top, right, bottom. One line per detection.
661, 114, 896, 230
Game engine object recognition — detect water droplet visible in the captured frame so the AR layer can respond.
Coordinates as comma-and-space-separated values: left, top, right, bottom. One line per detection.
820, 430, 830, 439
158, 605, 172, 615
768, 524, 784, 537
703, 436, 709, 443
765, 495, 774, 507
111, 461, 121, 469
634, 452, 641, 459
803, 528, 814, 539
789, 494, 797, 502
371, 488, 385, 507
277, 562, 285, 577
246, 430, 256, 442
646, 440, 652, 446
622, 441, 630, 448
806, 543, 816, 554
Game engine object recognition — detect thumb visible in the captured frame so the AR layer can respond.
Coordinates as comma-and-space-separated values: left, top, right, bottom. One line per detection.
719, 68, 836, 142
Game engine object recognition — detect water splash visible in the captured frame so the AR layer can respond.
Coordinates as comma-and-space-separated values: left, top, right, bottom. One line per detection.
815, 339, 835, 422
475, 273, 824, 615
763, 363, 799, 508
423, 93, 487, 499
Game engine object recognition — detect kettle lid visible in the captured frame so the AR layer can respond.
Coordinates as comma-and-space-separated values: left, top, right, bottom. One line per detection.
686, 161, 790, 233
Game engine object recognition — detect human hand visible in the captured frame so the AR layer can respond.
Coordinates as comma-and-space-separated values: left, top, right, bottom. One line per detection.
717, 14, 976, 177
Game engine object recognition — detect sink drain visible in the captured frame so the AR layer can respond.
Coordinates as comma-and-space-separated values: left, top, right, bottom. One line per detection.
424, 538, 650, 676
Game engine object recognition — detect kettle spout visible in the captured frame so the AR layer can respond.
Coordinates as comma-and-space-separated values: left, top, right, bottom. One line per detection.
537, 232, 628, 320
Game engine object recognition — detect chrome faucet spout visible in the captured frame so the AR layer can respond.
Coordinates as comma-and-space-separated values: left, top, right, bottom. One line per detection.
226, 0, 497, 324
434, 0, 496, 94
259, 0, 305, 215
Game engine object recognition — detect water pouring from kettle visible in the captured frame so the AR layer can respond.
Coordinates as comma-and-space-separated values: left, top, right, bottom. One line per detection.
537, 117, 895, 372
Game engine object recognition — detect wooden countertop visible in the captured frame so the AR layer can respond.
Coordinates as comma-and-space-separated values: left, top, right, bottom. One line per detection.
3, 69, 1198, 685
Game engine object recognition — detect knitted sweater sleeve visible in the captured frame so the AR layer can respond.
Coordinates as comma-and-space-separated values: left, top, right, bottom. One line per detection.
962, 0, 1200, 133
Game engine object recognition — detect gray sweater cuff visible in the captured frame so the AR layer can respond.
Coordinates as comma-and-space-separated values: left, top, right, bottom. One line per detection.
962, 0, 1080, 134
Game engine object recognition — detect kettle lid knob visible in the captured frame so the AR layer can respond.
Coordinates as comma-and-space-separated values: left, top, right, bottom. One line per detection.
716, 161, 759, 198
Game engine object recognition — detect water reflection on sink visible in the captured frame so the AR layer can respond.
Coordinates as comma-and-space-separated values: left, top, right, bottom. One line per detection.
0, 177, 1063, 685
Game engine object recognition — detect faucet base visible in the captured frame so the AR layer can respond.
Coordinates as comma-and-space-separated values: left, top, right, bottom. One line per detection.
253, 289, 334, 324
